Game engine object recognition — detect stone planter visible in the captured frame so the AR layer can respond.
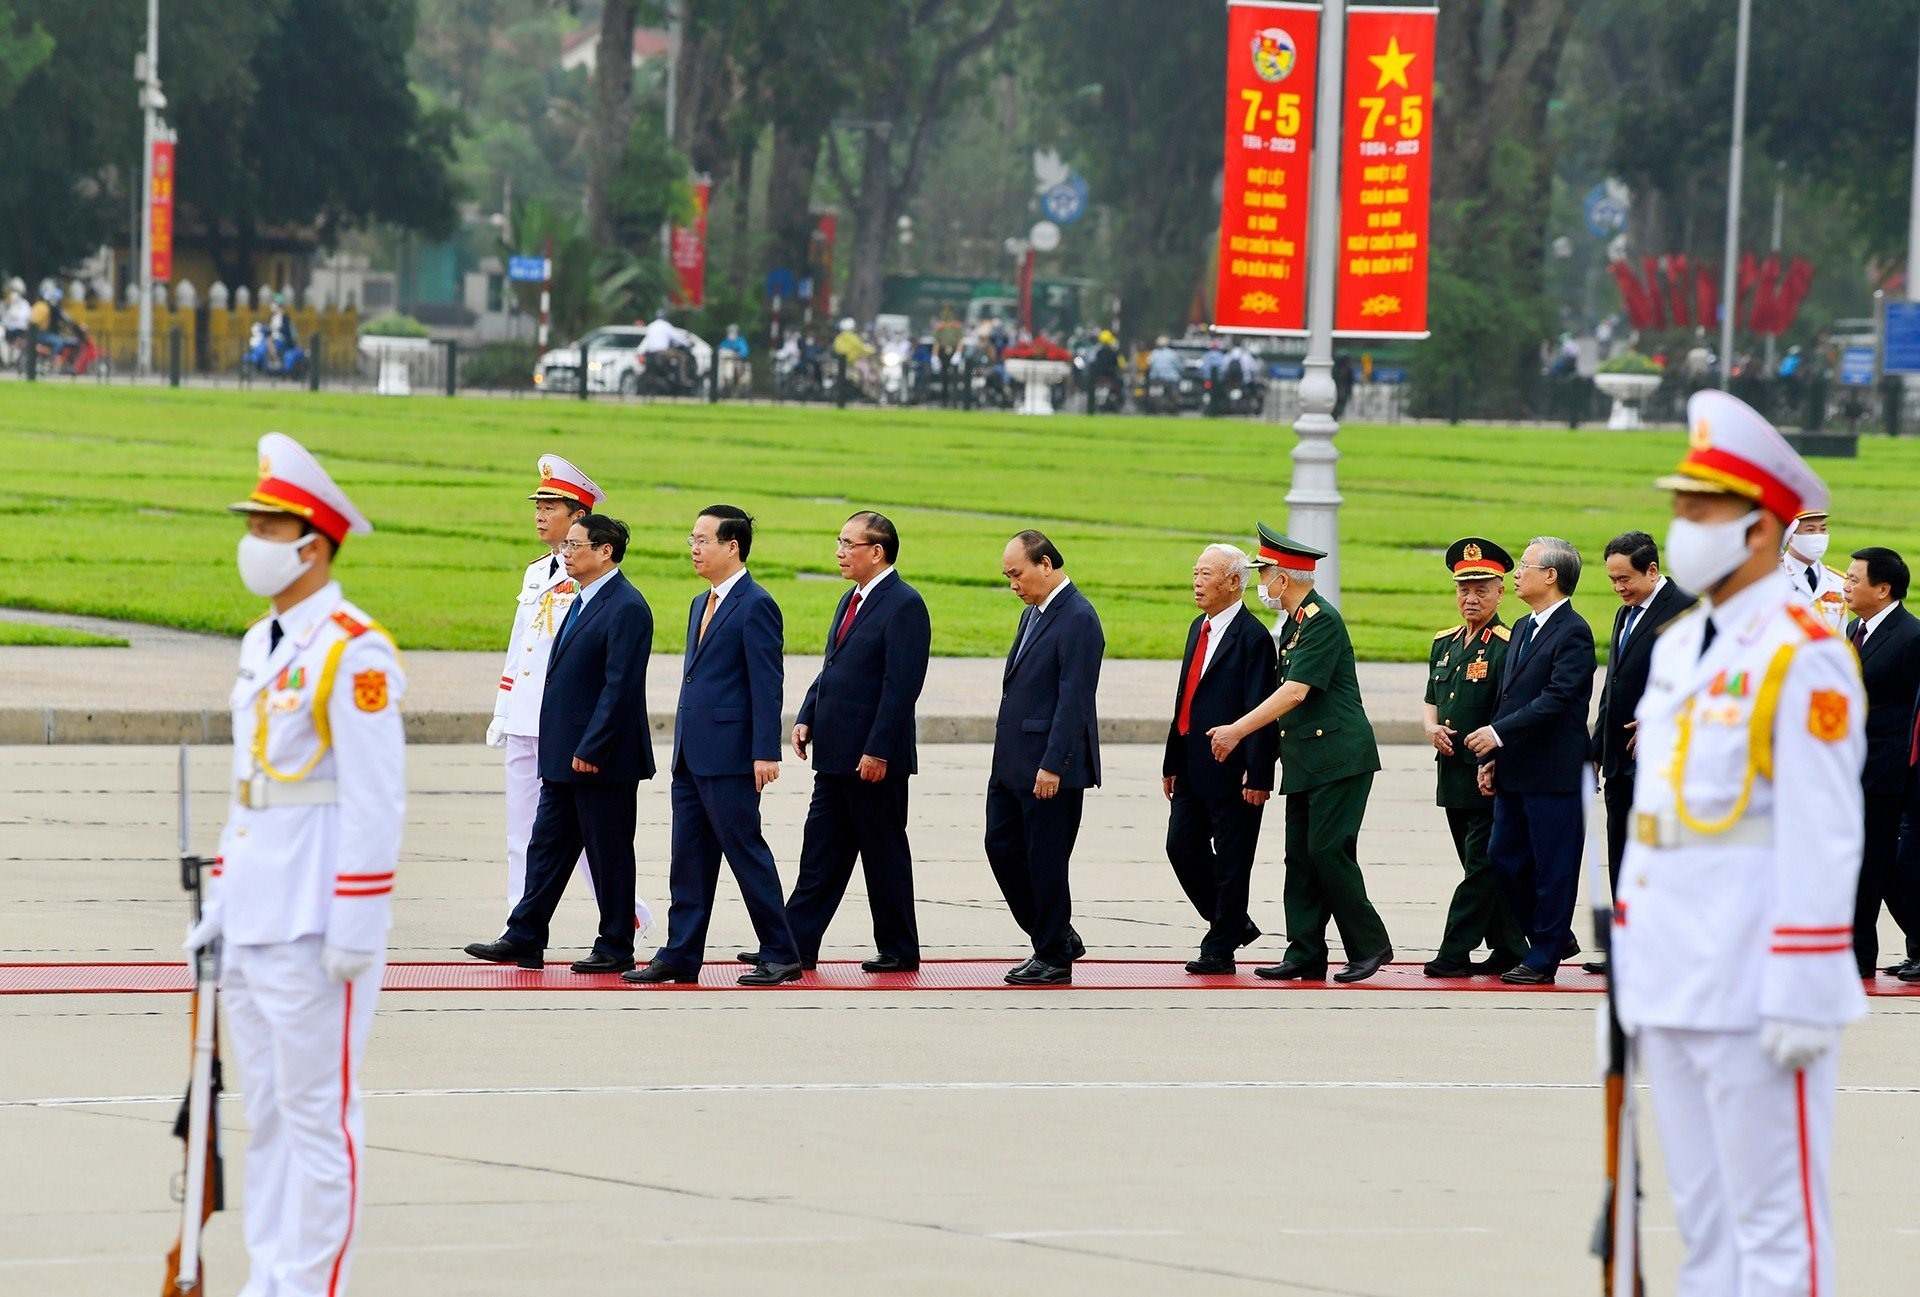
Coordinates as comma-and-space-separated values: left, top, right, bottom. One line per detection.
1594, 372, 1662, 429
359, 335, 432, 396
1005, 357, 1072, 415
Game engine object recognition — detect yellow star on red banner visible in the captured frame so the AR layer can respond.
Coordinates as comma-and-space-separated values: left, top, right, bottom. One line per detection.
1369, 37, 1416, 90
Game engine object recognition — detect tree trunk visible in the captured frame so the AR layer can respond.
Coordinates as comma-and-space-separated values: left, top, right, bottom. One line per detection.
585, 0, 638, 248
841, 128, 897, 324
730, 139, 755, 298
765, 123, 821, 286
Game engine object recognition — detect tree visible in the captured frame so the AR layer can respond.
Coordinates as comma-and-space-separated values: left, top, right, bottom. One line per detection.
585, 0, 641, 247
0, 1, 51, 111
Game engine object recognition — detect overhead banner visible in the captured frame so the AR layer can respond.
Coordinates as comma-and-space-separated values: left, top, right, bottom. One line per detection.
1334, 6, 1436, 338
149, 137, 176, 284
669, 175, 710, 308
1212, 0, 1321, 336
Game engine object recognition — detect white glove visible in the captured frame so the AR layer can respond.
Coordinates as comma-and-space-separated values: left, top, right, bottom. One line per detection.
322, 944, 378, 984
485, 717, 508, 748
184, 912, 222, 953
1760, 1018, 1839, 1071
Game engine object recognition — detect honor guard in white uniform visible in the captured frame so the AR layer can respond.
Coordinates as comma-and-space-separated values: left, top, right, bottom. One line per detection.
1781, 508, 1847, 634
186, 433, 407, 1297
1616, 391, 1867, 1297
485, 455, 652, 936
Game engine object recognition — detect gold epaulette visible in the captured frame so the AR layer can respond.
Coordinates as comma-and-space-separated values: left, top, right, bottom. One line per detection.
1785, 602, 1833, 641
1489, 624, 1511, 641
1434, 626, 1459, 640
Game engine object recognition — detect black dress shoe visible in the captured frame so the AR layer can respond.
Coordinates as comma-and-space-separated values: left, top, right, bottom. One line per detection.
1333, 946, 1393, 984
736, 950, 817, 969
570, 951, 636, 974
1067, 929, 1087, 961
620, 959, 699, 985
1501, 964, 1556, 985
1900, 962, 1920, 983
1422, 957, 1474, 978
860, 954, 920, 972
1581, 958, 1609, 975
1238, 921, 1262, 948
1185, 955, 1236, 975
738, 961, 804, 986
1469, 951, 1523, 975
1254, 959, 1327, 980
1560, 936, 1582, 961
1005, 959, 1071, 985
464, 940, 543, 970
1882, 959, 1913, 976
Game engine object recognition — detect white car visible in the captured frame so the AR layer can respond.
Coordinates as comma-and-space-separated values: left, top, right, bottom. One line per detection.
533, 326, 649, 394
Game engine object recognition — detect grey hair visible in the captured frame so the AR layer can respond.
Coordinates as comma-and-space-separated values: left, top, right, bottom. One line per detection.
1198, 543, 1251, 589
1529, 535, 1581, 595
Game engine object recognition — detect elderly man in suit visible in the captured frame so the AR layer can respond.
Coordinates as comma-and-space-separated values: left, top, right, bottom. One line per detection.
1163, 543, 1277, 974
988, 529, 1105, 985
466, 512, 655, 974
1843, 545, 1920, 977
1465, 535, 1596, 985
738, 511, 932, 972
1584, 531, 1696, 974
625, 506, 801, 986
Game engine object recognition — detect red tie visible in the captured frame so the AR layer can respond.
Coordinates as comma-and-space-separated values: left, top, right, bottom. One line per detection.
836, 591, 863, 645
1176, 618, 1211, 736
1908, 703, 1920, 768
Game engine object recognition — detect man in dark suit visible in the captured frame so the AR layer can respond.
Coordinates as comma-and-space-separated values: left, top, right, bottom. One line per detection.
1842, 545, 1920, 977
624, 506, 801, 986
466, 513, 654, 973
1163, 543, 1276, 974
1585, 531, 1696, 974
739, 511, 931, 972
1464, 535, 1596, 984
987, 529, 1105, 985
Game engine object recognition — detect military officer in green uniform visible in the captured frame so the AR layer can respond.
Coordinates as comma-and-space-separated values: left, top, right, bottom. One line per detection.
1209, 525, 1393, 982
1421, 538, 1530, 977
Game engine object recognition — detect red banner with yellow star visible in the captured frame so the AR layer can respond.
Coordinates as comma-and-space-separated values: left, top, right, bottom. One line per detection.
1212, 0, 1321, 336
1334, 5, 1436, 338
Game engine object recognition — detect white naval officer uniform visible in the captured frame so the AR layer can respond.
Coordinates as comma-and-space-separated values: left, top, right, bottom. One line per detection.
1615, 569, 1866, 1297
1781, 551, 1847, 635
208, 580, 406, 1297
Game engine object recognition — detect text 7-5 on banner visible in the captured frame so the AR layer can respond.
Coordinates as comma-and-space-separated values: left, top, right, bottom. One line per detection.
1213, 0, 1321, 336
1335, 6, 1437, 338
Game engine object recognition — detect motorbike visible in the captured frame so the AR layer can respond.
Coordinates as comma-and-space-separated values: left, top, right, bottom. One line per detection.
243, 322, 307, 379
37, 324, 107, 376
877, 340, 911, 405
639, 347, 701, 397
1138, 376, 1184, 415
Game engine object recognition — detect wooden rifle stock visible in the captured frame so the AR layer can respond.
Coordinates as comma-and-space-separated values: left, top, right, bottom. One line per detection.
1582, 771, 1642, 1296
165, 745, 224, 1294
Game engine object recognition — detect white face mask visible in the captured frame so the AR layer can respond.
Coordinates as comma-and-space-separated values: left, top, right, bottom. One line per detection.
237, 532, 320, 598
1663, 511, 1759, 595
1255, 573, 1288, 611
1792, 532, 1830, 562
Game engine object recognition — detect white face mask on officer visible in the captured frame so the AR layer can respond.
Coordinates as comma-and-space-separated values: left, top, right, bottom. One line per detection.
1791, 530, 1830, 562
237, 531, 322, 598
1255, 570, 1288, 612
1663, 510, 1760, 595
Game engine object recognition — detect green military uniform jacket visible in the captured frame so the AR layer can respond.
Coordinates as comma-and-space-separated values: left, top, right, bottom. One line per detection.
1424, 616, 1512, 808
1275, 590, 1380, 794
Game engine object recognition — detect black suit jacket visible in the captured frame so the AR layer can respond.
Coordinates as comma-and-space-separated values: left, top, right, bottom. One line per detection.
1162, 606, 1279, 796
1851, 604, 1920, 795
1591, 580, 1697, 778
796, 570, 932, 775
537, 568, 656, 784
991, 581, 1105, 791
1490, 601, 1596, 795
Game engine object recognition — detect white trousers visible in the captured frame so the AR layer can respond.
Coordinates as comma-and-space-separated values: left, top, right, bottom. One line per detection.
223, 936, 383, 1297
504, 734, 651, 928
1641, 1025, 1839, 1297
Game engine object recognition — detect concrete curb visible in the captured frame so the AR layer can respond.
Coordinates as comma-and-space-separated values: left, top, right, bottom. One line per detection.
1, 707, 1428, 748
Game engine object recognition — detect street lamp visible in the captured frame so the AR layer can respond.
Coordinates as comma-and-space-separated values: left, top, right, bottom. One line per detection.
1718, 0, 1752, 391
135, 0, 166, 377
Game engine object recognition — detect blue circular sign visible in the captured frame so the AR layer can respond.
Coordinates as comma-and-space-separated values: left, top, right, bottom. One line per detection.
1584, 183, 1629, 239
1042, 174, 1090, 226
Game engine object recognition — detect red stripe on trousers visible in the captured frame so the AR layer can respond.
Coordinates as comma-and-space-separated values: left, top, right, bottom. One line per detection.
1796, 1069, 1819, 1297
1774, 925, 1851, 936
327, 981, 359, 1297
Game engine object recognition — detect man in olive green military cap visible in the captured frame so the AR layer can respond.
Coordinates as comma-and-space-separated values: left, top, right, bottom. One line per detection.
1421, 538, 1530, 977
1210, 524, 1393, 982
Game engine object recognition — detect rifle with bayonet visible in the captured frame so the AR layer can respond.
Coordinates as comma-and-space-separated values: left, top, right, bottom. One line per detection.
164, 744, 224, 1295
1585, 769, 1642, 1297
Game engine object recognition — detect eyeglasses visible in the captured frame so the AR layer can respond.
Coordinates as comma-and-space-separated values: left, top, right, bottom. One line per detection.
1514, 562, 1549, 573
558, 540, 602, 554
835, 537, 881, 552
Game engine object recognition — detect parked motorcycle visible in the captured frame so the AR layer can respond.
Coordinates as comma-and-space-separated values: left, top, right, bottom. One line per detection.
243, 322, 307, 379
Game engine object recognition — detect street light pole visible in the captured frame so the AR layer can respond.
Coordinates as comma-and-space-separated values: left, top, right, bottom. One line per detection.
1718, 0, 1752, 392
1907, 7, 1920, 306
1288, 0, 1348, 606
136, 0, 163, 376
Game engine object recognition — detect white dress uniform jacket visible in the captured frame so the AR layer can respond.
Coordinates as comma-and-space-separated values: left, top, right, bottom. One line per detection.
1782, 553, 1848, 637
492, 552, 580, 737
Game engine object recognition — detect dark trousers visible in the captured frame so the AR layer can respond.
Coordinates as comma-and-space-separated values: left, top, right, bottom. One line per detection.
1489, 789, 1583, 972
782, 771, 919, 963
1281, 772, 1389, 966
657, 769, 798, 972
1166, 783, 1264, 958
1603, 772, 1635, 890
503, 779, 638, 960
1893, 783, 1920, 966
984, 781, 1083, 966
1856, 789, 1918, 974
1435, 805, 1528, 963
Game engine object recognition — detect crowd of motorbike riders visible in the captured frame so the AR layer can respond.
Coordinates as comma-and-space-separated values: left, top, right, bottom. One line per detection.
1, 276, 307, 379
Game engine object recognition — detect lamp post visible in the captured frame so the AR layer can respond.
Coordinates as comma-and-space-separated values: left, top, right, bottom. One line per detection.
135, 0, 165, 376
1718, 0, 1752, 392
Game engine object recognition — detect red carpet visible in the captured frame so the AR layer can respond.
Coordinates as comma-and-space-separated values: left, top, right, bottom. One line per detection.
4, 959, 1917, 996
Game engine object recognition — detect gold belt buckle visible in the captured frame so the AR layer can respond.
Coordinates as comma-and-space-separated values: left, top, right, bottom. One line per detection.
1634, 812, 1660, 846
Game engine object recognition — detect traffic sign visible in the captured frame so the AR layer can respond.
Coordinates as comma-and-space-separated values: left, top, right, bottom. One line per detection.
1041, 174, 1089, 225
1885, 301, 1920, 375
507, 255, 550, 283
1839, 346, 1876, 387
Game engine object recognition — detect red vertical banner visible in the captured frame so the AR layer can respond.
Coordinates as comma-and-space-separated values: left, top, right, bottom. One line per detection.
810, 210, 837, 320
1334, 6, 1436, 338
149, 137, 176, 284
670, 176, 710, 308
1212, 0, 1320, 335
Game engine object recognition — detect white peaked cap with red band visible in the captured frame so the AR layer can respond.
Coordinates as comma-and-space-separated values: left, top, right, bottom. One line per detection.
528, 453, 605, 508
227, 432, 371, 543
1654, 389, 1829, 523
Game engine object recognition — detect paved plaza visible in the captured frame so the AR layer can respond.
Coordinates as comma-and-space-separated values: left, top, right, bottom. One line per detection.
2, 742, 1916, 1295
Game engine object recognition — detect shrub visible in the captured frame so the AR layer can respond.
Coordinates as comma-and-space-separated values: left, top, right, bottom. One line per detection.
362, 312, 431, 339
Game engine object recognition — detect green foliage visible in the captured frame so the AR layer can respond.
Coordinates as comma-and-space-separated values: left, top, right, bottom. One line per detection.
1598, 350, 1662, 375
362, 312, 432, 338
0, 2, 52, 110
603, 112, 694, 311
460, 340, 541, 388
0, 622, 127, 648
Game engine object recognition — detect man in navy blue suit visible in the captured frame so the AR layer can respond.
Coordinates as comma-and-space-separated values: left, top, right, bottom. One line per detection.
466, 513, 654, 974
737, 511, 932, 973
1465, 536, 1596, 984
625, 505, 802, 986
987, 530, 1105, 985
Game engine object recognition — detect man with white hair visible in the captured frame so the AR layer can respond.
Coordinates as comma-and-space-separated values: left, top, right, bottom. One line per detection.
1162, 543, 1278, 973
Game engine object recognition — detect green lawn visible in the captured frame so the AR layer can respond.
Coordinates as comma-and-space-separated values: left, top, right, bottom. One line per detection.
0, 620, 128, 647
5, 384, 1918, 660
